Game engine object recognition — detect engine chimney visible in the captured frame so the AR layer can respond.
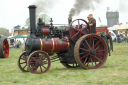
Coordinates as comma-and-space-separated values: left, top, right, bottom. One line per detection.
68, 17, 72, 25
28, 5, 36, 37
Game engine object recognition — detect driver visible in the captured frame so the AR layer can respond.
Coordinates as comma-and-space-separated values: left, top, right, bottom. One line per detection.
82, 14, 96, 34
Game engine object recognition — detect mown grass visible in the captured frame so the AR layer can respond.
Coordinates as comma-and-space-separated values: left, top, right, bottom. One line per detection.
0, 43, 128, 85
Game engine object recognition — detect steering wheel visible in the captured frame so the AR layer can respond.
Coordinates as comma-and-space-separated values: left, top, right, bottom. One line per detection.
69, 19, 91, 43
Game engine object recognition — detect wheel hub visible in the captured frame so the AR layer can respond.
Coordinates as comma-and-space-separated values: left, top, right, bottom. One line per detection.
37, 60, 42, 66
90, 49, 96, 55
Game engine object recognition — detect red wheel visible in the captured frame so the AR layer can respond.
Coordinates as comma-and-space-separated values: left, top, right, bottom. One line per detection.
69, 19, 91, 43
74, 34, 108, 69
0, 38, 9, 58
27, 51, 51, 74
18, 51, 29, 72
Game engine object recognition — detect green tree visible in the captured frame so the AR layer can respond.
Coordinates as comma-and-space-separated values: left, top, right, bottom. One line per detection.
13, 25, 21, 29
0, 28, 10, 37
25, 14, 50, 29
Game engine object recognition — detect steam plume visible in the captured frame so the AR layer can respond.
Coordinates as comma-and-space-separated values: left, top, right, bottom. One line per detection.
33, 0, 58, 14
119, 0, 128, 12
69, 0, 102, 17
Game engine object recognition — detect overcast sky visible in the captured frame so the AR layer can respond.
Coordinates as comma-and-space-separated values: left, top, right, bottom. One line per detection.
0, 0, 128, 32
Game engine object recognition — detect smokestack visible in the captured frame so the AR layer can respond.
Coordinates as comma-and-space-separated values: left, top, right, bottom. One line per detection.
28, 5, 36, 36
68, 17, 72, 25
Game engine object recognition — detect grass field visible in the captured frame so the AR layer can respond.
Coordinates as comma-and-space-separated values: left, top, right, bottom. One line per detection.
0, 43, 128, 85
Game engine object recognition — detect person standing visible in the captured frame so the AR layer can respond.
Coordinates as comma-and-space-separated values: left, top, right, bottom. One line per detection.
127, 35, 128, 43
16, 40, 19, 48
117, 34, 120, 43
82, 14, 96, 34
13, 40, 16, 48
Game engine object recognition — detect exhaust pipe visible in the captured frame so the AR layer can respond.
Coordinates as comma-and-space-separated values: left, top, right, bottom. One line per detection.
28, 5, 36, 37
68, 17, 72, 25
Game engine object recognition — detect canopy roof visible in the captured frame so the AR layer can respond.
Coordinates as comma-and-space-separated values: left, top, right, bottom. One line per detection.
109, 24, 128, 31
9, 35, 27, 39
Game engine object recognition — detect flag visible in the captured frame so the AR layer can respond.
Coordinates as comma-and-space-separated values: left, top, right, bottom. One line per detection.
98, 17, 101, 22
117, 20, 120, 26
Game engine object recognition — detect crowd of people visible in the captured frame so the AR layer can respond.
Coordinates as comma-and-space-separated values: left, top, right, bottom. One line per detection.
13, 40, 22, 48
116, 34, 128, 43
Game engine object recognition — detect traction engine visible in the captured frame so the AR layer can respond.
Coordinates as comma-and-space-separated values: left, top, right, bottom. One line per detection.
18, 5, 113, 74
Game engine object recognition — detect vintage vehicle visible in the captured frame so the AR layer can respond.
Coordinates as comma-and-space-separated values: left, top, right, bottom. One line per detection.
18, 5, 113, 74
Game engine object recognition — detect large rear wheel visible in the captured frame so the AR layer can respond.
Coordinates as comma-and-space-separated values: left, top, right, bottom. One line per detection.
74, 34, 108, 69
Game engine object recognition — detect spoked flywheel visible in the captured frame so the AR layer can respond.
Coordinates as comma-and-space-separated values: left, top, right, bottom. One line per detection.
74, 34, 108, 69
0, 38, 9, 58
27, 51, 51, 74
18, 51, 29, 72
61, 63, 79, 68
69, 19, 91, 43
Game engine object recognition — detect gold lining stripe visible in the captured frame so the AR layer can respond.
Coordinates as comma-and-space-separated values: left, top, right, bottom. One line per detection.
67, 42, 70, 49
39, 38, 43, 51
65, 37, 70, 49
52, 38, 55, 52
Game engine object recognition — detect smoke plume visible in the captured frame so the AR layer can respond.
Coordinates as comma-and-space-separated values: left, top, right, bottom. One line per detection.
69, 0, 102, 17
119, 0, 128, 12
33, 0, 58, 14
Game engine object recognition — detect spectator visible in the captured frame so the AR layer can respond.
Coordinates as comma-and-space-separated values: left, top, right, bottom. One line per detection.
13, 40, 16, 48
24, 39, 26, 44
19, 40, 22, 47
127, 35, 128, 43
16, 40, 19, 48
117, 34, 120, 43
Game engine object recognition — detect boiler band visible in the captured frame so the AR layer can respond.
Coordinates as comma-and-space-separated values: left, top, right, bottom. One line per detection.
39, 37, 70, 52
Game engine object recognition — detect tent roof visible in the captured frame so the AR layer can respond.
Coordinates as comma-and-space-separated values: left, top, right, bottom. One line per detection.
9, 35, 27, 39
0, 35, 8, 38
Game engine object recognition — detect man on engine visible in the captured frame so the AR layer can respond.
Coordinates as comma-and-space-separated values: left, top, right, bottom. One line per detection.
82, 14, 96, 33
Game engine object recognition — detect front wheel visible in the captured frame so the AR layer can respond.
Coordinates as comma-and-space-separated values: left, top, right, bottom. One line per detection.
27, 51, 51, 74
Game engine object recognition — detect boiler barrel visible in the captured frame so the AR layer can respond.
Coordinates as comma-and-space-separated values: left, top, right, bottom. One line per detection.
39, 37, 70, 52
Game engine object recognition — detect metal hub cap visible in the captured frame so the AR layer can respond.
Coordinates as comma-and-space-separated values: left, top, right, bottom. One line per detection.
90, 49, 96, 55
37, 60, 42, 66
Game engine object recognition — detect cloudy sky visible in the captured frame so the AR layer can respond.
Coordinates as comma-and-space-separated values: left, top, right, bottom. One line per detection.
0, 0, 128, 32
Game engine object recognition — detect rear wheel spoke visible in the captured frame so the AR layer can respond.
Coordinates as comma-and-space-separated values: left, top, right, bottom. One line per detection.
80, 53, 90, 59
79, 48, 89, 51
94, 40, 100, 48
96, 50, 105, 52
85, 40, 91, 49
94, 56, 102, 62
87, 56, 91, 66
84, 56, 88, 64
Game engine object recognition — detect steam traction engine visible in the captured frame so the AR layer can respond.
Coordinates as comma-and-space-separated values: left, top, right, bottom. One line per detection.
18, 5, 113, 74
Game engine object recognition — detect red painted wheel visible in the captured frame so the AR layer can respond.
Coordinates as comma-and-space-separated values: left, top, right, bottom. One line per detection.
61, 63, 79, 68
27, 51, 51, 74
74, 34, 108, 69
69, 19, 91, 43
18, 51, 29, 72
0, 38, 9, 58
